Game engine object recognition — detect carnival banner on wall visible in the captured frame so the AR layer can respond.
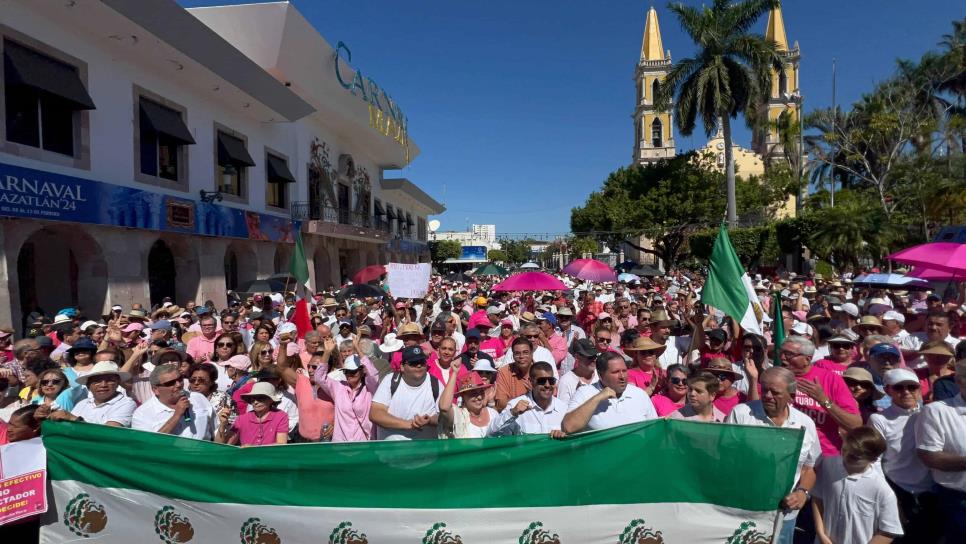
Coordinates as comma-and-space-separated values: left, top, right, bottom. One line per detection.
0, 161, 296, 243
38, 420, 802, 543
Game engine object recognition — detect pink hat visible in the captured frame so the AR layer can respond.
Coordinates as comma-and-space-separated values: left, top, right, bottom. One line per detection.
597, 312, 612, 320
218, 354, 251, 370
395, 302, 407, 309
457, 372, 493, 395
122, 322, 145, 333
500, 319, 513, 327
792, 310, 808, 322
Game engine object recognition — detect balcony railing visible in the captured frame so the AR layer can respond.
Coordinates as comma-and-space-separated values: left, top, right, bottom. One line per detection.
292, 202, 404, 234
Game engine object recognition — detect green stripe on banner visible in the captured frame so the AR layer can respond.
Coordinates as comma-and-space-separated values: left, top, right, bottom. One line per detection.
42, 419, 803, 511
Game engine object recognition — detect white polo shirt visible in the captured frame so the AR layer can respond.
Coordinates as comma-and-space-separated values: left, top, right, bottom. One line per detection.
869, 405, 933, 494
132, 393, 212, 440
489, 393, 566, 435
813, 458, 904, 543
556, 370, 599, 410
566, 382, 657, 431
727, 401, 822, 520
915, 393, 966, 492
71, 393, 137, 427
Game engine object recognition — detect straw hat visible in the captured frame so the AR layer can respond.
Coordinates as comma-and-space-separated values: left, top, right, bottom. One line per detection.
456, 372, 493, 395
648, 310, 677, 327
76, 361, 130, 385
852, 315, 884, 334
241, 381, 282, 403
842, 367, 885, 400
704, 359, 742, 381
623, 336, 667, 354
397, 322, 423, 338
919, 341, 954, 358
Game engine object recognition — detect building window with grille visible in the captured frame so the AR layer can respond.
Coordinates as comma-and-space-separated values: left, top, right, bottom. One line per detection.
215, 128, 254, 199
651, 118, 663, 148
265, 151, 294, 209
3, 39, 94, 159
137, 96, 193, 183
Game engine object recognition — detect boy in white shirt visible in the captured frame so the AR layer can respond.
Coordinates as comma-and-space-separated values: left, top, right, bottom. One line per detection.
813, 426, 904, 544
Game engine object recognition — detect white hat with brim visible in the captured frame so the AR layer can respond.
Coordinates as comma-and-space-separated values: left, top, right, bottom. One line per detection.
241, 381, 281, 403
380, 333, 404, 353
884, 368, 920, 387
471, 359, 497, 373
76, 361, 130, 385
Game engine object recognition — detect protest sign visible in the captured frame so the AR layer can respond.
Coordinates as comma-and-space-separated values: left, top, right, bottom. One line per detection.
0, 437, 47, 525
386, 262, 431, 298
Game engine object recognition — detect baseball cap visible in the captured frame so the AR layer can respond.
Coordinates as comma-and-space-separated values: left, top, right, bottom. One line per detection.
869, 343, 901, 358
832, 303, 859, 317
465, 328, 482, 340
401, 346, 427, 365
219, 354, 251, 370
35, 336, 53, 349
884, 368, 919, 387
149, 319, 172, 331
556, 307, 574, 317
707, 329, 728, 342
123, 322, 145, 333
342, 354, 363, 371
486, 306, 502, 315
110, 305, 123, 312
881, 310, 905, 324
569, 338, 600, 358
791, 322, 813, 336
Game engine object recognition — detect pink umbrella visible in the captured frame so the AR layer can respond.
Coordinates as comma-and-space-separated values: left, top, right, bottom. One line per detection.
561, 258, 617, 283
888, 242, 966, 273
908, 265, 966, 281
491, 272, 568, 292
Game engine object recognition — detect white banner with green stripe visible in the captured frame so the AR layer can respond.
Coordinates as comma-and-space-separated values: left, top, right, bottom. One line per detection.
38, 419, 803, 543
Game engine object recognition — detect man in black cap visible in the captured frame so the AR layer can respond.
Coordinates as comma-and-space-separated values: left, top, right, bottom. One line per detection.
369, 346, 440, 441
460, 328, 494, 368
557, 339, 600, 409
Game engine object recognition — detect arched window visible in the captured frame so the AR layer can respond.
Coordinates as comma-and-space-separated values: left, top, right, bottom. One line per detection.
651, 118, 663, 148
652, 79, 661, 103
778, 68, 788, 96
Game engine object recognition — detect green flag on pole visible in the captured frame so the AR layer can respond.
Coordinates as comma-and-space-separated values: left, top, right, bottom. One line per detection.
771, 291, 785, 367
288, 231, 310, 292
700, 223, 764, 335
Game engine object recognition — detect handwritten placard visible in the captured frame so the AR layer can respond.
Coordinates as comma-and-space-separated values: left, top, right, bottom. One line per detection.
386, 263, 431, 299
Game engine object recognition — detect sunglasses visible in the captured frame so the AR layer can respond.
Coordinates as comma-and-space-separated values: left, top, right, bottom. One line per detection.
158, 377, 183, 387
830, 343, 852, 349
306, 365, 319, 372
843, 379, 870, 388
669, 377, 687, 386
891, 383, 920, 393
533, 377, 557, 386
343, 368, 361, 376
259, 350, 272, 356
217, 342, 234, 348
639, 349, 659, 356
711, 372, 734, 381
595, 337, 611, 343
222, 321, 236, 326
40, 379, 63, 386
404, 361, 427, 368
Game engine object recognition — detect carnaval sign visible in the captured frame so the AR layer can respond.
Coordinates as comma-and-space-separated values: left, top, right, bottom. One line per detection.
0, 162, 296, 243
39, 419, 802, 543
0, 438, 47, 526
333, 41, 411, 163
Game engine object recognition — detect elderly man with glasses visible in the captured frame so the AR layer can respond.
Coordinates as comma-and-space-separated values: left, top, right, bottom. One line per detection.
36, 361, 136, 427
132, 362, 212, 440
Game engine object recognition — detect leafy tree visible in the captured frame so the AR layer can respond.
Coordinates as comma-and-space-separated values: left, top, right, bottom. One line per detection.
657, 0, 782, 226
428, 240, 461, 265
569, 236, 600, 258
487, 249, 508, 263
499, 239, 532, 264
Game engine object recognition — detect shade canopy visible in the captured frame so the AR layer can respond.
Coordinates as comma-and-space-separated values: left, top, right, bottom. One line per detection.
473, 262, 509, 276
492, 271, 567, 292
519, 262, 540, 270
4, 40, 95, 109
852, 273, 931, 291
352, 264, 386, 284
888, 242, 965, 274
562, 258, 617, 283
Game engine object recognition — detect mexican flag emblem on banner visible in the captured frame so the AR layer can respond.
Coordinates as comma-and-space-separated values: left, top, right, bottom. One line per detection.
38, 420, 803, 543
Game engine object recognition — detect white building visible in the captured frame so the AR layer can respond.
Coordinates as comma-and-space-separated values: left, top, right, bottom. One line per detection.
471, 224, 496, 242
434, 224, 500, 250
0, 0, 443, 332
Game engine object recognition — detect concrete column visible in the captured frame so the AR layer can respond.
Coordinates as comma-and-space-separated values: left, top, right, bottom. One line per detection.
196, 237, 230, 309
102, 229, 152, 307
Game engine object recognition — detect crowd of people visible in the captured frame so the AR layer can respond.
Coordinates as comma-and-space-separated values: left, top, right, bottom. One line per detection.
0, 270, 964, 543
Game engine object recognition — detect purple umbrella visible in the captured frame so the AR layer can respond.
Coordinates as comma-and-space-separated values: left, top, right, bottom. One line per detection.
888, 242, 966, 273
491, 272, 568, 292
561, 258, 617, 283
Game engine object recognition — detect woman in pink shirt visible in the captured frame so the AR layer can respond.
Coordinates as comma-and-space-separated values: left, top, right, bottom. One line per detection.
813, 334, 855, 376
624, 336, 666, 394
215, 382, 288, 446
430, 337, 468, 386
650, 364, 689, 416
313, 348, 379, 442
705, 358, 746, 417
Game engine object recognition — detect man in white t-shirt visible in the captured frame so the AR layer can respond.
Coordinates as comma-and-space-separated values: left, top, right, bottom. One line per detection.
562, 351, 656, 433
369, 346, 440, 441
727, 367, 820, 544
132, 363, 212, 440
556, 339, 599, 409
36, 361, 136, 427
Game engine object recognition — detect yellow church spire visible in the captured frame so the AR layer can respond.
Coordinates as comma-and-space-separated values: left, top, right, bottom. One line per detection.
640, 6, 666, 62
765, 3, 789, 51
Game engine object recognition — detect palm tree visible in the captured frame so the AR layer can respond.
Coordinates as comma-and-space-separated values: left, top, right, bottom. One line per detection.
656, 0, 782, 226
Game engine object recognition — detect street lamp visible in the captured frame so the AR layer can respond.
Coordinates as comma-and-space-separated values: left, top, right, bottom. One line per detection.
200, 163, 236, 203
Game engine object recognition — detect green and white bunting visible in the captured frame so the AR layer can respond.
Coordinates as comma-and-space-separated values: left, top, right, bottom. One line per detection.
39, 419, 803, 543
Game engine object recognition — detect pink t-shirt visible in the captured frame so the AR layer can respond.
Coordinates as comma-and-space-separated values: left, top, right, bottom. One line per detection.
231, 409, 288, 446
293, 373, 335, 442
627, 367, 663, 391
186, 335, 217, 361
814, 358, 849, 376
712, 392, 745, 417
478, 338, 506, 360
428, 359, 469, 387
793, 364, 860, 456
651, 394, 685, 417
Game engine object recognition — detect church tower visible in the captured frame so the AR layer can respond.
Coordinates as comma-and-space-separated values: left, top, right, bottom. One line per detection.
753, 2, 802, 162
633, 6, 675, 165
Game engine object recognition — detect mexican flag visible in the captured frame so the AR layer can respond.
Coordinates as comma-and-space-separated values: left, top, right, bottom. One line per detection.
39, 420, 803, 543
701, 224, 764, 336
287, 231, 312, 339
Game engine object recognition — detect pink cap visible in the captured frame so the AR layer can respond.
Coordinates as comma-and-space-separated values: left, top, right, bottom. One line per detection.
122, 323, 145, 333
792, 310, 808, 322
500, 319, 513, 327
218, 354, 251, 370
597, 312, 612, 320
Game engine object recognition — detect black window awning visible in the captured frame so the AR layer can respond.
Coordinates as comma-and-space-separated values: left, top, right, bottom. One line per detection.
373, 201, 385, 216
217, 132, 255, 167
386, 208, 396, 220
406, 214, 414, 227
139, 99, 195, 145
3, 40, 96, 110
397, 212, 406, 224
266, 154, 295, 183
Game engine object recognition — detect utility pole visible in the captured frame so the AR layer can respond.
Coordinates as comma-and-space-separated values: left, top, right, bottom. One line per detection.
830, 58, 836, 207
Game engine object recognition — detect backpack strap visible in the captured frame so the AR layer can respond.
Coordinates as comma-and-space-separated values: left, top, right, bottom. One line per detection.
390, 372, 403, 396
430, 376, 440, 400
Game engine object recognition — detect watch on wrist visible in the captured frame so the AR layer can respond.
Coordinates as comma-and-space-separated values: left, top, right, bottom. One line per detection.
794, 486, 811, 499
820, 399, 833, 409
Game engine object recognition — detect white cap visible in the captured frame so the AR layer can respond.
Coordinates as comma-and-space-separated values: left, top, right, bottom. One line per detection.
884, 368, 919, 387
342, 354, 363, 371
881, 310, 905, 324
833, 303, 860, 317
471, 359, 497, 373
791, 321, 813, 336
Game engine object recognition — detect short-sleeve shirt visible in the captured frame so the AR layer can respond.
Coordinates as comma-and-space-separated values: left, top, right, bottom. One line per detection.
231, 409, 288, 446
915, 393, 966, 492
566, 383, 657, 431
812, 458, 904, 543
869, 405, 933, 494
650, 394, 686, 417
792, 364, 859, 455
494, 365, 531, 408
371, 374, 440, 441
132, 393, 212, 440
556, 370, 598, 410
71, 393, 137, 427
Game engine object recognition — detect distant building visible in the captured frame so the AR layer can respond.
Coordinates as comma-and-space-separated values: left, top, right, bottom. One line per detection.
435, 224, 501, 251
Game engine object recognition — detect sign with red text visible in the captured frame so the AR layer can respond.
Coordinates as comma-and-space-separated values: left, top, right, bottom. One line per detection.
0, 438, 47, 525
386, 263, 431, 299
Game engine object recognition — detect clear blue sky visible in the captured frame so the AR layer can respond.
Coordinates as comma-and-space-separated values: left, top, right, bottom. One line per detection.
180, 0, 963, 235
